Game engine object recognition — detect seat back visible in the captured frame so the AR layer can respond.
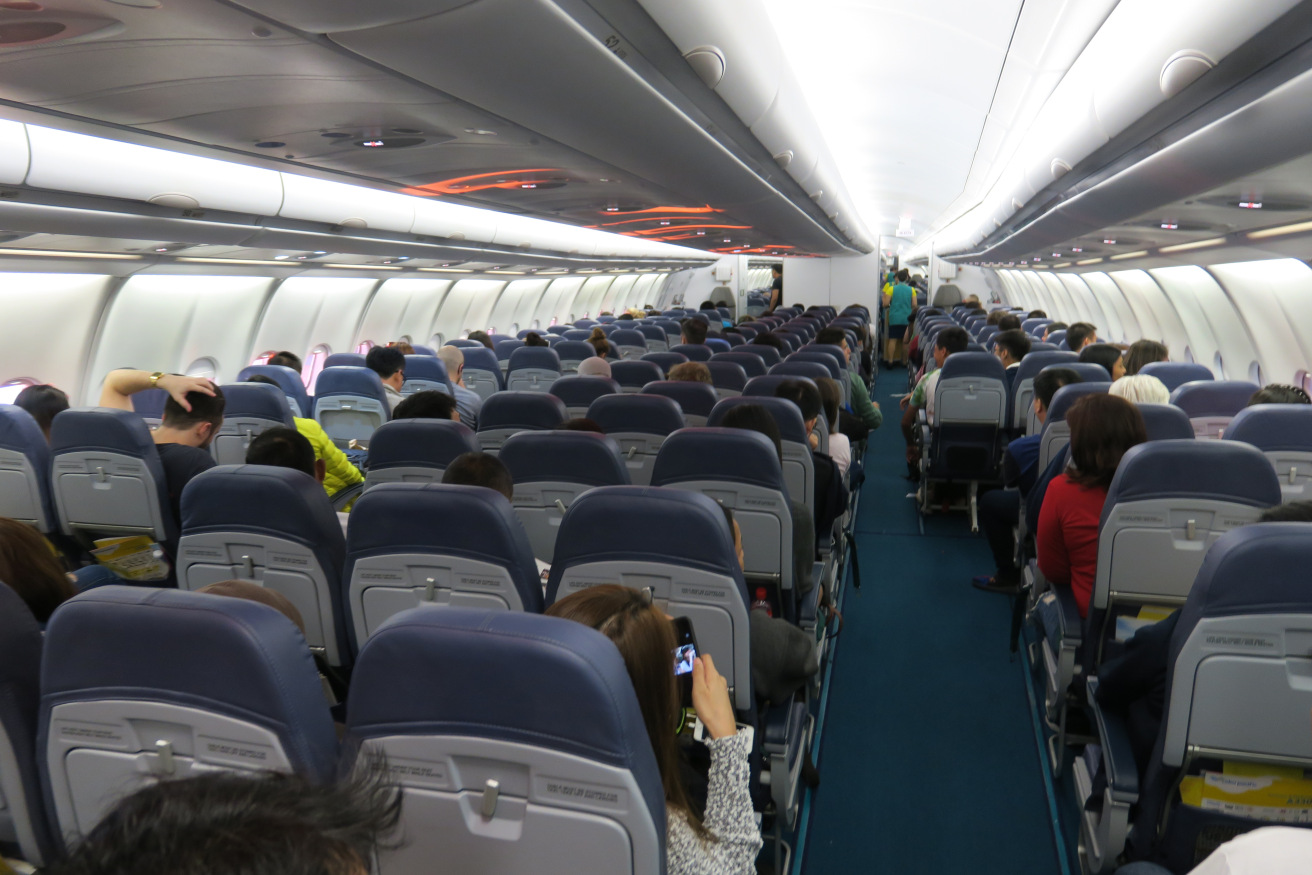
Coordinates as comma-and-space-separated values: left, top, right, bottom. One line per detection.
548, 375, 622, 417
0, 406, 54, 532
547, 485, 753, 711
1046, 329, 1067, 348
586, 394, 684, 486
1009, 351, 1079, 431
0, 583, 54, 865
488, 334, 517, 349
710, 351, 768, 379
1139, 361, 1214, 393
411, 345, 438, 357
364, 419, 480, 489
1064, 361, 1112, 383
39, 586, 336, 845
500, 431, 630, 562
562, 329, 592, 342
609, 328, 648, 360
177, 465, 350, 666
738, 344, 783, 367
49, 408, 173, 543
401, 355, 453, 396
476, 392, 567, 454
668, 343, 711, 362
211, 383, 296, 465
1038, 382, 1111, 470
238, 365, 311, 418
446, 338, 484, 348
707, 396, 813, 513
312, 367, 390, 447
640, 351, 688, 376
495, 340, 527, 374
610, 360, 664, 393
554, 341, 599, 374
787, 349, 843, 381
459, 347, 505, 401
344, 606, 665, 875
769, 361, 831, 383
637, 324, 668, 352
344, 484, 543, 650
1136, 404, 1196, 442
927, 353, 1010, 479
639, 381, 720, 426
704, 338, 731, 355
506, 347, 561, 393
322, 352, 365, 370
1224, 404, 1312, 503
1169, 380, 1260, 438
705, 360, 749, 398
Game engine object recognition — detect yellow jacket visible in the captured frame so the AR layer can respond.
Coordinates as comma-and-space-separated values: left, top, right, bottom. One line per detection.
294, 417, 364, 496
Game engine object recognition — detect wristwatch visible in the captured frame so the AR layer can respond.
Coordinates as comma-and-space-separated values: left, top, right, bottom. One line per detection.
149, 371, 164, 387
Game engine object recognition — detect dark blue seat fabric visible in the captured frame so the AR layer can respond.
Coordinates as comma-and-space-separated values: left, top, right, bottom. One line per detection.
1104, 440, 1281, 513
738, 345, 783, 367
0, 582, 54, 864
313, 367, 391, 414
650, 427, 784, 493
638, 324, 668, 348
343, 605, 666, 873
238, 365, 311, 419
786, 350, 843, 381
1139, 362, 1214, 392
495, 339, 526, 362
459, 347, 505, 398
365, 419, 481, 485
725, 333, 747, 347
555, 341, 600, 372
654, 320, 682, 340
545, 325, 570, 336
922, 352, 1010, 482
1136, 404, 1196, 441
1045, 381, 1112, 421
708, 395, 810, 445
488, 334, 516, 348
323, 353, 365, 370
743, 374, 818, 400
130, 388, 168, 422
1058, 362, 1109, 383
710, 352, 768, 379
587, 394, 685, 436
769, 361, 830, 382
610, 329, 647, 358
402, 355, 453, 395
563, 329, 593, 341
212, 382, 296, 465
669, 343, 712, 362
312, 367, 391, 445
641, 351, 690, 375
598, 324, 619, 336
0, 406, 54, 532
706, 361, 749, 395
411, 345, 437, 357
549, 375, 622, 414
1029, 341, 1059, 352
1021, 318, 1051, 335
977, 326, 999, 347
39, 586, 337, 842
478, 392, 567, 434
1169, 380, 1259, 434
1225, 403, 1312, 451
704, 338, 731, 355
771, 333, 801, 354
1046, 330, 1068, 348
573, 320, 598, 330
640, 381, 720, 423
595, 315, 617, 324
445, 338, 484, 348
517, 329, 541, 339
1009, 351, 1080, 430
501, 431, 629, 489
610, 360, 664, 392
506, 347, 562, 393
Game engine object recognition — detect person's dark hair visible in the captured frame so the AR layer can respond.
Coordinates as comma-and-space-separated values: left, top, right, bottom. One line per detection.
815, 377, 841, 429
814, 327, 846, 348
545, 585, 710, 841
244, 374, 280, 389
267, 351, 302, 373
1034, 367, 1082, 411
466, 331, 493, 349
1122, 339, 1169, 376
1258, 501, 1312, 522
162, 385, 226, 431
986, 310, 1005, 326
668, 362, 712, 384
392, 390, 457, 420
441, 451, 513, 500
618, 313, 635, 321
750, 332, 786, 351
555, 417, 604, 433
13, 384, 69, 438
1028, 310, 1047, 319
994, 330, 1031, 362
0, 517, 76, 623
773, 379, 822, 424
1066, 394, 1146, 490
1044, 322, 1068, 337
997, 313, 1022, 332
1249, 384, 1312, 406
365, 346, 405, 380
245, 426, 316, 479
1079, 343, 1123, 379
771, 264, 783, 275
43, 766, 401, 875
719, 402, 782, 463
935, 326, 970, 355
699, 300, 716, 310
1066, 322, 1097, 350
681, 318, 708, 345
895, 268, 910, 283
523, 332, 548, 347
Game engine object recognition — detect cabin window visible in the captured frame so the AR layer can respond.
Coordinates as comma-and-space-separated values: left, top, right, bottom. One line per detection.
1183, 347, 1194, 364
185, 358, 217, 380
429, 333, 444, 348
356, 340, 375, 354
1213, 352, 1226, 379
1248, 362, 1263, 386
251, 350, 277, 366
1297, 370, 1311, 394
399, 335, 412, 344
303, 345, 330, 390
0, 378, 37, 405
488, 326, 497, 335
550, 317, 558, 326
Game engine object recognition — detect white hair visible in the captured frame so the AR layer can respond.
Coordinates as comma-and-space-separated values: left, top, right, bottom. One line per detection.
1109, 374, 1170, 405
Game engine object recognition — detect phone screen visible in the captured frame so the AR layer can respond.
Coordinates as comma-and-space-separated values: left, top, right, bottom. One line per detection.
671, 617, 698, 708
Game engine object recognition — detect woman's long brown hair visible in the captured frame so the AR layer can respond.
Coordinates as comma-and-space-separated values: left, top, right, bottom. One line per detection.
0, 518, 77, 622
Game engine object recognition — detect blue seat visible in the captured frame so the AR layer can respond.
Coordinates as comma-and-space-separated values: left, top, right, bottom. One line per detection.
476, 392, 567, 454
49, 408, 173, 543
178, 464, 350, 666
501, 430, 630, 562
1136, 403, 1195, 442
129, 387, 168, 427
1038, 381, 1112, 470
639, 381, 720, 426
1029, 341, 1059, 352
610, 360, 664, 393
710, 351, 768, 379
1224, 403, 1312, 503
1138, 362, 1214, 393
0, 583, 54, 865
212, 382, 296, 465
1046, 329, 1068, 348
573, 320, 598, 330
487, 334, 516, 348
609, 328, 648, 360
545, 324, 570, 336
363, 419, 480, 489
653, 319, 682, 341
1066, 361, 1112, 383
743, 373, 817, 400
637, 324, 669, 353
724, 333, 747, 347
668, 343, 712, 362
323, 352, 365, 370
554, 340, 599, 374
771, 333, 801, 354
1021, 318, 1051, 335
495, 339, 527, 374
705, 360, 749, 399
238, 364, 311, 418
541, 333, 562, 347
562, 329, 592, 342
737, 344, 783, 367
769, 361, 831, 383
977, 326, 999, 348
704, 338, 731, 355
787, 349, 844, 382
402, 355, 453, 396
0, 406, 54, 532
445, 338, 484, 348
1170, 380, 1259, 438
707, 396, 814, 516
411, 344, 438, 357
1009, 351, 1080, 433
506, 347, 561, 393
549, 375, 621, 417
640, 351, 689, 376
595, 314, 617, 323
344, 606, 666, 875
313, 367, 390, 447
39, 586, 336, 844
344, 484, 543, 650
459, 346, 505, 401
586, 394, 684, 486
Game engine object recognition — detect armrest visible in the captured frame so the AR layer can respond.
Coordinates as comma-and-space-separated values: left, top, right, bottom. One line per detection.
1086, 677, 1141, 802
330, 482, 365, 512
1054, 584, 1084, 644
763, 700, 807, 754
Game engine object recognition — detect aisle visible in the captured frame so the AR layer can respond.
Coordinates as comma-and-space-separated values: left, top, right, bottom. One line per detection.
799, 366, 1067, 873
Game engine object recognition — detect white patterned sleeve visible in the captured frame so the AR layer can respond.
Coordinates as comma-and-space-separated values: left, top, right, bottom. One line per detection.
665, 728, 763, 875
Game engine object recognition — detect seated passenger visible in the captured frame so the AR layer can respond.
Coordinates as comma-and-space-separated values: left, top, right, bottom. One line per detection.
198, 579, 306, 635
576, 356, 613, 378
1109, 374, 1170, 405
555, 417, 604, 433
267, 350, 302, 371
245, 426, 349, 536
387, 341, 415, 355
1079, 342, 1126, 380
545, 585, 763, 873
391, 390, 458, 421
774, 380, 848, 542
245, 374, 364, 497
668, 362, 712, 384
466, 330, 493, 349
814, 327, 883, 434
1065, 322, 1098, 352
993, 329, 1031, 380
815, 377, 851, 476
996, 313, 1022, 333
680, 318, 709, 346
42, 768, 401, 875
434, 345, 483, 430
0, 516, 76, 622
13, 383, 69, 442
364, 346, 406, 413
1122, 339, 1168, 376
1041, 322, 1068, 342
1028, 310, 1047, 319
440, 451, 513, 500
1037, 394, 1147, 617
587, 327, 611, 358
900, 326, 969, 475
749, 332, 786, 352
522, 332, 549, 347
1249, 383, 1312, 405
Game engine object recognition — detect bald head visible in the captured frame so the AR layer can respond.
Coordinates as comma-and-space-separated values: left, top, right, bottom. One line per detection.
437, 346, 466, 384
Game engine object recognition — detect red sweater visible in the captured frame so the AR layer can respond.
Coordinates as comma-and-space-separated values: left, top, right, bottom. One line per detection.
1037, 474, 1108, 618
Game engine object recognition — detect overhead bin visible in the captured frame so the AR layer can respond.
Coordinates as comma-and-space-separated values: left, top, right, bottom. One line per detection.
223, 0, 447, 34
278, 173, 414, 233
24, 125, 284, 216
410, 199, 498, 245
0, 120, 28, 185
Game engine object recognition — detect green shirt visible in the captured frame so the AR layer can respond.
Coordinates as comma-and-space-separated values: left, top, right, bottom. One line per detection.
849, 371, 883, 430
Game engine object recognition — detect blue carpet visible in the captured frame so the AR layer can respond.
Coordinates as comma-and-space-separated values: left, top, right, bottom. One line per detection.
800, 365, 1067, 874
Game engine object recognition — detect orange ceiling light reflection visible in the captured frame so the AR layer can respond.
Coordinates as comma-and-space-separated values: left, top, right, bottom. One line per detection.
402, 169, 566, 196
596, 204, 723, 216
620, 224, 751, 237
710, 245, 796, 254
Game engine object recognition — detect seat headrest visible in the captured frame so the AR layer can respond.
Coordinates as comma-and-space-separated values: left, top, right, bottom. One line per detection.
640, 381, 720, 417
50, 407, 159, 458
236, 365, 308, 408
487, 335, 515, 347
669, 344, 712, 362
0, 405, 50, 470
323, 353, 365, 369
705, 361, 749, 389
41, 586, 337, 780
587, 393, 685, 435
554, 341, 598, 361
743, 374, 819, 404
220, 382, 295, 424
1224, 404, 1312, 450
609, 360, 664, 387
638, 325, 666, 341
445, 339, 483, 348
1136, 404, 1196, 441
1105, 440, 1282, 511
494, 340, 526, 361
500, 430, 629, 486
1043, 382, 1111, 424
707, 395, 808, 443
1175, 524, 1312, 635
641, 352, 690, 375
710, 353, 766, 378
651, 427, 786, 491
507, 346, 561, 372
477, 392, 567, 430
402, 355, 451, 386
314, 366, 388, 401
366, 419, 479, 468
704, 338, 731, 354
739, 345, 782, 366
1170, 380, 1260, 417
609, 329, 646, 346
547, 375, 622, 407
787, 351, 842, 377
1139, 362, 1214, 392
770, 361, 831, 382
0, 580, 40, 702
1013, 351, 1080, 381
459, 347, 501, 370
938, 352, 1008, 381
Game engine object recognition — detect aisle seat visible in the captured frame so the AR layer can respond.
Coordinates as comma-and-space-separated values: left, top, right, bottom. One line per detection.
1169, 380, 1259, 438
459, 347, 505, 401
0, 405, 55, 532
708, 396, 815, 518
401, 355, 453, 396
476, 392, 567, 455
210, 382, 295, 465
586, 394, 684, 486
0, 583, 54, 865
1010, 351, 1079, 433
312, 367, 390, 448
506, 347, 561, 393
237, 365, 310, 418
640, 381, 719, 427
363, 419, 480, 489
1224, 403, 1312, 502
1037, 382, 1112, 470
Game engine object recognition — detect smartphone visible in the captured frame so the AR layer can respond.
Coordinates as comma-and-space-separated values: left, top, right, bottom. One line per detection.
672, 617, 698, 709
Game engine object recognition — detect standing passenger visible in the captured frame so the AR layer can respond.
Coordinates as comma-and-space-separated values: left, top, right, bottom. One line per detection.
883, 269, 915, 366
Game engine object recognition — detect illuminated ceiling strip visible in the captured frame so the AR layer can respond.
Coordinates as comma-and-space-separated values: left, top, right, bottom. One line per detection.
0, 248, 142, 260
1075, 257, 1103, 266
622, 224, 752, 237
595, 216, 732, 227
597, 204, 723, 216
1109, 250, 1150, 261
175, 257, 288, 266
1246, 220, 1312, 240
416, 267, 474, 273
1158, 237, 1226, 254
401, 169, 566, 197
323, 263, 403, 270
1051, 262, 1072, 268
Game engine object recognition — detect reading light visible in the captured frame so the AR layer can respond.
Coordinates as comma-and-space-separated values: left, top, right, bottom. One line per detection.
1159, 237, 1226, 254
1247, 220, 1312, 240
1072, 247, 1083, 253
1103, 239, 1117, 245
1160, 223, 1178, 230
1238, 201, 1262, 209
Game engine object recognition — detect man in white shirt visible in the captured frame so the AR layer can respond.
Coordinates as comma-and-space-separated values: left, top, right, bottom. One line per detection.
365, 346, 406, 413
